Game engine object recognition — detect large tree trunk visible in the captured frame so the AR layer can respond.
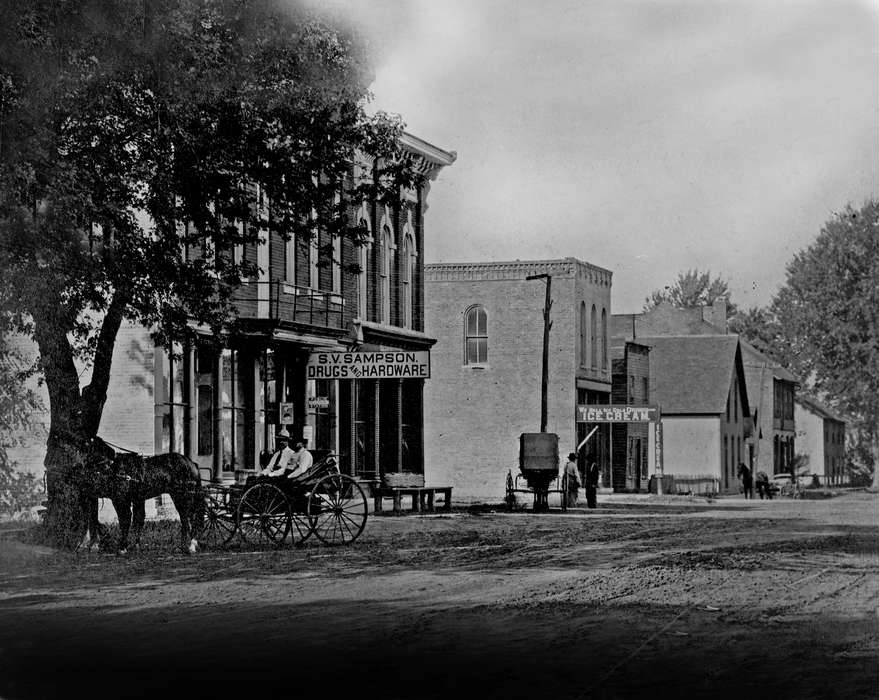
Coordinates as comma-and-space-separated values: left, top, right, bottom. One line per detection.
35, 288, 128, 547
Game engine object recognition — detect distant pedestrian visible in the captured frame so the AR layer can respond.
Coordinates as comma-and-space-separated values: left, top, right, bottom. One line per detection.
755, 470, 771, 500
563, 452, 580, 508
738, 462, 753, 499
585, 453, 599, 509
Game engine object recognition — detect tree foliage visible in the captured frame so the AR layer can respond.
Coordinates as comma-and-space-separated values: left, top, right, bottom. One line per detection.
0, 0, 420, 537
644, 269, 738, 317
0, 335, 44, 517
770, 200, 879, 487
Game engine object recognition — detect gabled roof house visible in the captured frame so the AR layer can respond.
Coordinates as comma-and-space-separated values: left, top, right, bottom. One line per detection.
642, 335, 751, 494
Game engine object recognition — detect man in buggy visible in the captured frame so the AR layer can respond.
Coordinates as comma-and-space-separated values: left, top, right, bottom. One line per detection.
258, 430, 313, 480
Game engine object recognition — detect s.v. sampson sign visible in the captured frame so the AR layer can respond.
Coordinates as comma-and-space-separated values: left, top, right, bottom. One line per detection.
306, 351, 430, 380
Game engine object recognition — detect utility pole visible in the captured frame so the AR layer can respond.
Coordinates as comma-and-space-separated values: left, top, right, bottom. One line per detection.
526, 273, 552, 432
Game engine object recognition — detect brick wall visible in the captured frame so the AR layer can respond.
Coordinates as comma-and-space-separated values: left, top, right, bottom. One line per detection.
424, 260, 612, 503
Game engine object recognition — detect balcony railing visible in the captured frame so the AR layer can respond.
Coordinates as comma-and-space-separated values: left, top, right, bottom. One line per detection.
230, 280, 345, 330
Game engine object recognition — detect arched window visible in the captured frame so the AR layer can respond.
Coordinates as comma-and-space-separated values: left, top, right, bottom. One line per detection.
590, 304, 597, 369
357, 202, 371, 320
380, 225, 392, 324
402, 222, 416, 329
464, 306, 488, 365
601, 308, 608, 370
579, 302, 587, 367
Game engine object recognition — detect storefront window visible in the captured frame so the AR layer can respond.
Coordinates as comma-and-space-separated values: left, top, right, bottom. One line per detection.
354, 380, 376, 479
157, 343, 190, 455
220, 348, 253, 472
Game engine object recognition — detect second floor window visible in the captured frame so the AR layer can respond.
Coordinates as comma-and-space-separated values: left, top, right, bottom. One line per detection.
590, 304, 598, 369
579, 302, 587, 367
464, 305, 488, 365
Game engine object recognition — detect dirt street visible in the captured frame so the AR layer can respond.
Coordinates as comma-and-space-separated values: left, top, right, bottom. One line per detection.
1, 492, 879, 700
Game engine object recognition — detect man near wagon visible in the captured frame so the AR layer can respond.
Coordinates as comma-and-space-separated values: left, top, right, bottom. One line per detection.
260, 430, 296, 478
563, 452, 580, 508
286, 439, 314, 480
584, 453, 600, 509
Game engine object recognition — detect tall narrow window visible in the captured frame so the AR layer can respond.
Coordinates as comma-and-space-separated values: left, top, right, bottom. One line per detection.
402, 230, 416, 328
380, 225, 392, 324
464, 305, 488, 365
579, 302, 587, 367
590, 304, 598, 369
601, 308, 608, 370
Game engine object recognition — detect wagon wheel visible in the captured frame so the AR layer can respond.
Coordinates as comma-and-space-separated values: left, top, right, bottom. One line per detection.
237, 483, 291, 548
307, 474, 367, 546
200, 487, 238, 549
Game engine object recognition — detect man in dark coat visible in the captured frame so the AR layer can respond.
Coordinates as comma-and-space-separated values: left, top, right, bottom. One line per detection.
585, 453, 599, 509
738, 462, 754, 499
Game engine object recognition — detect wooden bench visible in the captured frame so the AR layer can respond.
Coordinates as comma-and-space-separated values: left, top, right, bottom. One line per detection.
372, 473, 453, 514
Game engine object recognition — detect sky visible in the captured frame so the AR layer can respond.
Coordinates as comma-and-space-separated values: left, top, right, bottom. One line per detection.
305, 0, 879, 313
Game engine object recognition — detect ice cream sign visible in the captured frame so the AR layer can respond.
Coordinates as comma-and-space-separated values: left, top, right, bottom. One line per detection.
576, 405, 659, 423
306, 351, 430, 380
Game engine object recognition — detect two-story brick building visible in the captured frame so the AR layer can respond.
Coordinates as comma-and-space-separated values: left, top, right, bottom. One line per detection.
423, 258, 613, 503
13, 133, 456, 501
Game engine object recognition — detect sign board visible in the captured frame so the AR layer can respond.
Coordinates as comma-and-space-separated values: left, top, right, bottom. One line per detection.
306, 351, 430, 380
308, 396, 329, 410
576, 405, 659, 423
279, 402, 295, 424
654, 422, 663, 476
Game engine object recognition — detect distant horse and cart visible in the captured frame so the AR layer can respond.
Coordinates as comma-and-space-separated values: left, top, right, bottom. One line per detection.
61, 436, 368, 554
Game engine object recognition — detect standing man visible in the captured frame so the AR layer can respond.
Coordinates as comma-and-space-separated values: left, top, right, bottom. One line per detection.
585, 453, 599, 509
563, 452, 580, 508
738, 462, 754, 499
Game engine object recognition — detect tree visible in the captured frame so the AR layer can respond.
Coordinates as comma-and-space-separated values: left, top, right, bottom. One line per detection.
0, 0, 418, 542
0, 335, 44, 518
771, 200, 879, 489
644, 269, 738, 317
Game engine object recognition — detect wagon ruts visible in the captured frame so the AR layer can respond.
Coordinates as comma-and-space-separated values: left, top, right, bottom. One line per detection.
198, 453, 368, 549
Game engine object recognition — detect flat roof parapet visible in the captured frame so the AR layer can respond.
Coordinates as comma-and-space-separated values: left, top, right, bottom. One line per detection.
425, 258, 612, 286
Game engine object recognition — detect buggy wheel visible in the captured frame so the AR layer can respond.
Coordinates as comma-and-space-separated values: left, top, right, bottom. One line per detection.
237, 483, 291, 548
201, 490, 238, 549
307, 474, 367, 546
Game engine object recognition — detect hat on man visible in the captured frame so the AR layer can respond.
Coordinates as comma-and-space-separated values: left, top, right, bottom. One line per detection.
276, 429, 291, 440
568, 452, 577, 461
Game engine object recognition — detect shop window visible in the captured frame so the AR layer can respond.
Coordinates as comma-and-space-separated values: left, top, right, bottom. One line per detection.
220, 349, 254, 472
157, 343, 190, 455
312, 378, 336, 451
464, 305, 488, 365
401, 380, 423, 473
354, 380, 376, 478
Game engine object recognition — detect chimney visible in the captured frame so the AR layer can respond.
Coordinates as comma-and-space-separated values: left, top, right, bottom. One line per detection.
703, 298, 728, 333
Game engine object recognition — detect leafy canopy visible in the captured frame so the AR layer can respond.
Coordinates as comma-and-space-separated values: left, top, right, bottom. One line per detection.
644, 269, 737, 317
0, 0, 415, 360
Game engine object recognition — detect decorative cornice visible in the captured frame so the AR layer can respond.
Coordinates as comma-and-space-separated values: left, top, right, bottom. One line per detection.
400, 132, 457, 181
425, 258, 613, 286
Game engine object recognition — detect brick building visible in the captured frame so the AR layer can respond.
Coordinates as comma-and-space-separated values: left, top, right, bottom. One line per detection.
610, 341, 651, 491
13, 133, 455, 501
423, 258, 613, 503
795, 395, 847, 485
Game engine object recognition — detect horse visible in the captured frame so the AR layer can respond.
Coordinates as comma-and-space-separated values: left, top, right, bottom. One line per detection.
74, 437, 205, 555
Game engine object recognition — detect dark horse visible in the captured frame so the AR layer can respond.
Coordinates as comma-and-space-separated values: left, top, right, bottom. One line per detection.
72, 437, 205, 554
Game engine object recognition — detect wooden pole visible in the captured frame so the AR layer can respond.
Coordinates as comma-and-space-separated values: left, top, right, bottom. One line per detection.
527, 273, 552, 433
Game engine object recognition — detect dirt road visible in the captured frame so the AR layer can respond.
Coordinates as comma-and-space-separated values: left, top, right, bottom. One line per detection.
1, 493, 878, 699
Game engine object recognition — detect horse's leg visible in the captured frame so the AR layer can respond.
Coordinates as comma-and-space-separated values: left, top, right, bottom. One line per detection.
131, 498, 146, 551
114, 498, 132, 554
169, 492, 196, 554
88, 498, 101, 552
75, 494, 94, 553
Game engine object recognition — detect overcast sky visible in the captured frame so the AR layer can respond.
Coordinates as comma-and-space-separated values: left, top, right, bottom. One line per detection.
306, 0, 879, 313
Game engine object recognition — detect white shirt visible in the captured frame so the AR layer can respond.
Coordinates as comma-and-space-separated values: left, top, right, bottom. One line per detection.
287, 448, 313, 479
261, 445, 295, 476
